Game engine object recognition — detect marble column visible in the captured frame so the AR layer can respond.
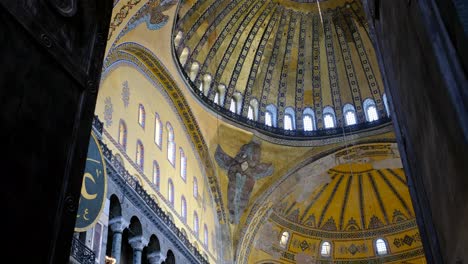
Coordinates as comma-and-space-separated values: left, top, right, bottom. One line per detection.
109, 217, 127, 264
129, 236, 147, 264
147, 252, 165, 264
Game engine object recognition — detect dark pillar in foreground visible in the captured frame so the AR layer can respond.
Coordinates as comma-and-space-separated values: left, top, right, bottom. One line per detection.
363, 0, 468, 263
0, 0, 112, 262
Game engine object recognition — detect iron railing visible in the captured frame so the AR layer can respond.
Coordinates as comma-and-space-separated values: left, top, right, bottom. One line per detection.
70, 236, 96, 264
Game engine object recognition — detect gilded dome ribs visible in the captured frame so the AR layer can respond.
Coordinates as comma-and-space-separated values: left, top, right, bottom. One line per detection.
212, 0, 266, 104
323, 14, 343, 126
358, 173, 365, 229
258, 9, 287, 119
368, 172, 390, 225
299, 182, 329, 222
178, 1, 219, 55
339, 174, 353, 230
241, 6, 279, 117
277, 12, 297, 128
185, 0, 240, 74
312, 14, 323, 127
342, 8, 385, 115
295, 14, 306, 130
218, 1, 274, 116
334, 9, 365, 122
376, 170, 412, 217
387, 168, 406, 185
194, 0, 255, 93
318, 174, 345, 228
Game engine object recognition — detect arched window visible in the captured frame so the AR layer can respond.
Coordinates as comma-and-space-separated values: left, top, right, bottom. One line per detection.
153, 161, 160, 190
247, 99, 258, 121
247, 106, 254, 120
204, 224, 209, 247
217, 84, 226, 105
343, 104, 357, 126
193, 177, 198, 198
168, 179, 174, 206
265, 111, 273, 126
154, 113, 162, 148
202, 74, 212, 96
231, 92, 243, 114
320, 241, 331, 257
174, 31, 183, 48
265, 104, 277, 127
383, 93, 390, 117
279, 231, 290, 248
229, 98, 236, 113
118, 120, 127, 150
189, 62, 200, 82
180, 148, 186, 181
193, 211, 199, 236
284, 114, 293, 130
136, 140, 144, 170
180, 47, 189, 66
303, 108, 316, 131
375, 238, 388, 255
323, 106, 336, 129
284, 107, 295, 130
166, 122, 175, 166
181, 196, 187, 222
138, 104, 146, 128
364, 98, 379, 122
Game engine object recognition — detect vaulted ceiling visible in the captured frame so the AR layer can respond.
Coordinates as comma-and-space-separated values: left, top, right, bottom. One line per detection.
105, 0, 425, 263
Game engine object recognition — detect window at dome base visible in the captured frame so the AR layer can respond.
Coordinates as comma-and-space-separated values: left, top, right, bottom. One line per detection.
321, 241, 331, 257
279, 231, 289, 248
376, 238, 388, 255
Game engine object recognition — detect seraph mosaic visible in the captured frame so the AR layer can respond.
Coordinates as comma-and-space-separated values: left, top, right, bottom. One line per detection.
125, 0, 177, 34
215, 140, 274, 224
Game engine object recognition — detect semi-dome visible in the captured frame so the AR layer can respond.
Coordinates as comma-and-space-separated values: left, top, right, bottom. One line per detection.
173, 0, 391, 138
245, 162, 425, 263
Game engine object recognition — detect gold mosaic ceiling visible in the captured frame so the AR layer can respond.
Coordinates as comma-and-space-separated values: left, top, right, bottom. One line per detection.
174, 0, 389, 137
246, 163, 426, 263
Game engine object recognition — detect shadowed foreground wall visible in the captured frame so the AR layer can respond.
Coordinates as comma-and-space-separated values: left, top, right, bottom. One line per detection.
364, 0, 468, 263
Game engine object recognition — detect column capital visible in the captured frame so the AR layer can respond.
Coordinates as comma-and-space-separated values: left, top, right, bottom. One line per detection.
109, 216, 128, 233
147, 252, 165, 264
129, 236, 147, 251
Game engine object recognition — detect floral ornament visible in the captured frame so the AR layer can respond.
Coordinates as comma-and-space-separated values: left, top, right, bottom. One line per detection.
104, 97, 113, 127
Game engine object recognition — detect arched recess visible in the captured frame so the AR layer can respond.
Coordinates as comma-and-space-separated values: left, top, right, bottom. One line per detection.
129, 216, 143, 238
237, 143, 406, 263
166, 250, 175, 264
147, 235, 162, 261
106, 195, 122, 258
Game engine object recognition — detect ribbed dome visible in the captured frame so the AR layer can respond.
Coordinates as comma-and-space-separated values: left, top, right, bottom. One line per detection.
273, 163, 415, 232
173, 0, 390, 138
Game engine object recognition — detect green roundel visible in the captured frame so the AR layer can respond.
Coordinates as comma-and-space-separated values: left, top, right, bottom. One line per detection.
75, 132, 107, 232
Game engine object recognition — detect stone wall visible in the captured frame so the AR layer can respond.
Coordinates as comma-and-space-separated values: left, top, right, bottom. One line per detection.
363, 0, 468, 263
